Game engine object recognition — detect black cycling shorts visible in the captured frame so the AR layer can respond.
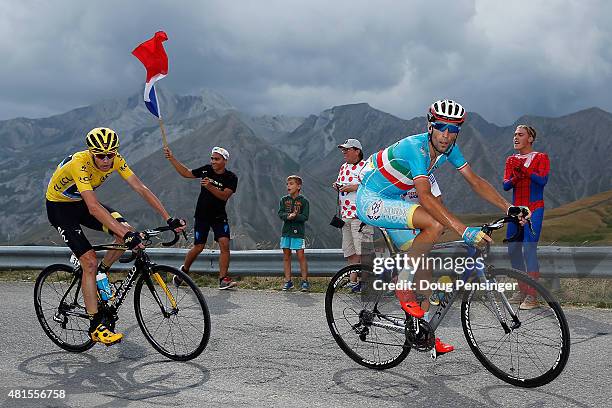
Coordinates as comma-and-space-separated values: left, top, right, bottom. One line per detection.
194, 217, 230, 244
46, 200, 127, 258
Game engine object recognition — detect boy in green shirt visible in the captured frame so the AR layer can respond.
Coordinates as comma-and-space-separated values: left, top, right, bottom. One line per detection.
278, 175, 310, 291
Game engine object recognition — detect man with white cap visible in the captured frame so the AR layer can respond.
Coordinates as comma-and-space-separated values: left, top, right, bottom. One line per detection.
334, 138, 373, 292
164, 145, 239, 289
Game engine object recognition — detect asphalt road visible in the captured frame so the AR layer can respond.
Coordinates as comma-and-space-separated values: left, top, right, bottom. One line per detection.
0, 282, 610, 408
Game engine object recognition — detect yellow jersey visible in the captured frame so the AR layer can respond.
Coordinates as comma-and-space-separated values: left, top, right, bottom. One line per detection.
46, 150, 134, 202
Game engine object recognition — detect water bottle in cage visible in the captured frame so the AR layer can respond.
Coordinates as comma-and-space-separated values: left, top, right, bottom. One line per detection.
429, 275, 453, 305
96, 272, 113, 301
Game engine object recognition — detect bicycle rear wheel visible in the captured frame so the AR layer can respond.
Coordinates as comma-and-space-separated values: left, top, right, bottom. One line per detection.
461, 267, 570, 387
34, 264, 94, 352
325, 264, 410, 370
134, 265, 211, 361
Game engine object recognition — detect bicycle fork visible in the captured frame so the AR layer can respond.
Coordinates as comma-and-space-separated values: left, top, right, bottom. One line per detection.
459, 255, 521, 334
144, 271, 179, 317
478, 274, 521, 333
151, 273, 178, 309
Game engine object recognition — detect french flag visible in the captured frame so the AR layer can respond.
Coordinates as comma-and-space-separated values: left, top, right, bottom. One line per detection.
132, 31, 168, 118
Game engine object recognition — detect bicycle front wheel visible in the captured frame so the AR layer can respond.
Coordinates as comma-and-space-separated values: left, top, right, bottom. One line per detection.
34, 264, 94, 352
325, 264, 411, 370
461, 267, 570, 387
134, 265, 211, 361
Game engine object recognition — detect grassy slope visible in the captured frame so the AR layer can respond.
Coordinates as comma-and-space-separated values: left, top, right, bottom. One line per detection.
457, 190, 612, 245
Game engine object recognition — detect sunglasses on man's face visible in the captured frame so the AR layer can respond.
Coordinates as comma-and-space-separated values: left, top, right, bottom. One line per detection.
94, 152, 116, 160
432, 122, 461, 134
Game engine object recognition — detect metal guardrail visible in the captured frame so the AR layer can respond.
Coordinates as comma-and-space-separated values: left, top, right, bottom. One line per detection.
0, 246, 610, 278
0, 246, 346, 277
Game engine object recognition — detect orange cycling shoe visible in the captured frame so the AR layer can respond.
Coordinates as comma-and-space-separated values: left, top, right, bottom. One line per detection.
435, 338, 454, 354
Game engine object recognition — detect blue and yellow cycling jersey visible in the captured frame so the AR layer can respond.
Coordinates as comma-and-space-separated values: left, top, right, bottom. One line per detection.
361, 133, 468, 197
45, 150, 133, 202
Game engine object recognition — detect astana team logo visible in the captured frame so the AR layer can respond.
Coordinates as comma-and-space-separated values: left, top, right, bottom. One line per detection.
367, 199, 383, 220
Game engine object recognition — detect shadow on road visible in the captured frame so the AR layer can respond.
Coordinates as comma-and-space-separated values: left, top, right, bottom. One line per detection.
565, 310, 611, 345
205, 289, 242, 316
330, 363, 593, 407
282, 291, 317, 308
10, 350, 209, 408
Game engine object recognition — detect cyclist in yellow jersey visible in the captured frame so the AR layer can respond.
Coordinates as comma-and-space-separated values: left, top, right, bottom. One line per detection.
45, 127, 186, 345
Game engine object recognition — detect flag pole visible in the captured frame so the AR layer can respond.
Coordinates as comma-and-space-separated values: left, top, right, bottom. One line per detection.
158, 118, 168, 147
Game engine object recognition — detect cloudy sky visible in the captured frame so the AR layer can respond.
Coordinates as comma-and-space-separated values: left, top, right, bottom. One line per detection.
2, 0, 612, 124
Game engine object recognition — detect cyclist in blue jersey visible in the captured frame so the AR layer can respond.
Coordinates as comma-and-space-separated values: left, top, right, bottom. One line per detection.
356, 99, 529, 355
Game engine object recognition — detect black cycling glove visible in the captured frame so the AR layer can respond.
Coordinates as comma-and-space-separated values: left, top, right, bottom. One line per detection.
166, 217, 186, 230
507, 206, 531, 218
123, 231, 142, 250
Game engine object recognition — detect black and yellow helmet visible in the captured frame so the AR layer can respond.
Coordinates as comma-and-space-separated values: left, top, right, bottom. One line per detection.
86, 127, 120, 154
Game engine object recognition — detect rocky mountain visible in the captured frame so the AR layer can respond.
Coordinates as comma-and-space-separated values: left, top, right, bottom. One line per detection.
237, 113, 306, 145
0, 89, 305, 246
3, 93, 611, 249
16, 113, 331, 249
0, 87, 235, 163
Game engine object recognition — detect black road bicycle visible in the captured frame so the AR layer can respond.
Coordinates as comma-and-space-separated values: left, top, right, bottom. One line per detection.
325, 216, 570, 387
34, 226, 211, 361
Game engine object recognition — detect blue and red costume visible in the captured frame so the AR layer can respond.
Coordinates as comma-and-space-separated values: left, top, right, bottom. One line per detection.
503, 152, 550, 294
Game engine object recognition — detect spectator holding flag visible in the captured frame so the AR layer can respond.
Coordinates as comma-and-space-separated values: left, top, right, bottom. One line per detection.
164, 145, 239, 290
134, 32, 237, 290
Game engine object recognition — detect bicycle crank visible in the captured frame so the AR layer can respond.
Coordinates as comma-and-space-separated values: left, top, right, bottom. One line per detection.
405, 318, 435, 352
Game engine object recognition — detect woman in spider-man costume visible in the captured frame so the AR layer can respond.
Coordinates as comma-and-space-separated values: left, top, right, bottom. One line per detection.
503, 125, 550, 309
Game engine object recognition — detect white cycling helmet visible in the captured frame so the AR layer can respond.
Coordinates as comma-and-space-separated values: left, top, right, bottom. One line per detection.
427, 99, 466, 125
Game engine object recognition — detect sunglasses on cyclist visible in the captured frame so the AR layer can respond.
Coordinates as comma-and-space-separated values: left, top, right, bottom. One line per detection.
431, 122, 461, 134
94, 152, 116, 160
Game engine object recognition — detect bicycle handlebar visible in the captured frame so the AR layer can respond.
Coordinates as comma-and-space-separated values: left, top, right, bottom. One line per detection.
141, 225, 186, 247
481, 216, 534, 243
116, 226, 186, 263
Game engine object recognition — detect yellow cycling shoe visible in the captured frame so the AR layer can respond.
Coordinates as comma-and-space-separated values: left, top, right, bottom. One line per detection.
90, 324, 123, 346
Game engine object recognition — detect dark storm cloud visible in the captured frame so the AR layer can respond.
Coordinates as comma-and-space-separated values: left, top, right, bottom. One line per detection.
1, 0, 611, 123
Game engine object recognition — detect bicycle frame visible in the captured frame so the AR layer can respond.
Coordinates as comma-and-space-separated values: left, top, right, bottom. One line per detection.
63, 245, 178, 320
375, 228, 520, 334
